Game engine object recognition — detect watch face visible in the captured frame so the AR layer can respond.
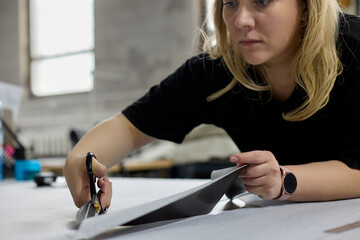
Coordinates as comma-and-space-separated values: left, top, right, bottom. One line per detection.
284, 173, 297, 194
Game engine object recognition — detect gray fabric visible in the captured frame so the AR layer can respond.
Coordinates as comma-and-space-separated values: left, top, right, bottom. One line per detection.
76, 166, 246, 239
100, 197, 360, 240
2, 176, 360, 240
211, 167, 246, 199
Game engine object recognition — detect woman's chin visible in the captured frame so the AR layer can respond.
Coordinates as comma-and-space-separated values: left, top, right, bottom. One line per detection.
242, 56, 267, 66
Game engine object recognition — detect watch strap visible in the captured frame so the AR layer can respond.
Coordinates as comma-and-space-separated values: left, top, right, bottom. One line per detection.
275, 166, 293, 201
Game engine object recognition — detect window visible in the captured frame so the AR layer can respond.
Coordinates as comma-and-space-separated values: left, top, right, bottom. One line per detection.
206, 0, 215, 35
29, 0, 94, 96
205, 0, 216, 46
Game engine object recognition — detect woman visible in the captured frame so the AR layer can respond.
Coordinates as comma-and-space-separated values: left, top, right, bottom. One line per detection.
64, 0, 360, 210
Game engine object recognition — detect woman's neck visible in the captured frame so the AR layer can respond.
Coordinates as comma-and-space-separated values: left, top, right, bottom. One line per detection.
263, 64, 296, 102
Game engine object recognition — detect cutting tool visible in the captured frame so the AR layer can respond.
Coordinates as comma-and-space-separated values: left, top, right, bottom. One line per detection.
76, 152, 107, 223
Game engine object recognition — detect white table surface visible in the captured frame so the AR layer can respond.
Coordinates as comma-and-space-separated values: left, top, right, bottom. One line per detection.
1, 177, 360, 240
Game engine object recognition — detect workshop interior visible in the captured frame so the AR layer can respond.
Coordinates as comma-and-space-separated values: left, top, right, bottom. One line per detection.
2, 1, 360, 239
0, 0, 359, 181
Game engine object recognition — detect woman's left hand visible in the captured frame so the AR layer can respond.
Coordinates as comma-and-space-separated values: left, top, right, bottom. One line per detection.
230, 150, 282, 200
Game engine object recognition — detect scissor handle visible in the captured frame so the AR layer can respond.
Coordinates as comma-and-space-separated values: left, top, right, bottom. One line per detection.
86, 152, 97, 200
86, 152, 107, 214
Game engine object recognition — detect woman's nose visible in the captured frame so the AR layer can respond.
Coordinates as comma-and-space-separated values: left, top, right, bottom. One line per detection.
235, 7, 255, 30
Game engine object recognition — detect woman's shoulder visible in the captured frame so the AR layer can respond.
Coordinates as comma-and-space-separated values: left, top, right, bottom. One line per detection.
338, 14, 360, 68
333, 14, 360, 101
185, 53, 229, 74
182, 52, 233, 88
339, 13, 360, 41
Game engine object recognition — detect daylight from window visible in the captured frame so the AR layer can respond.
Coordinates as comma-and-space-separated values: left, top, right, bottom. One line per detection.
206, 0, 215, 33
30, 0, 94, 96
206, 0, 216, 46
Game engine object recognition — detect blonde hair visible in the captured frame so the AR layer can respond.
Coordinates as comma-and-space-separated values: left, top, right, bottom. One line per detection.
204, 0, 343, 121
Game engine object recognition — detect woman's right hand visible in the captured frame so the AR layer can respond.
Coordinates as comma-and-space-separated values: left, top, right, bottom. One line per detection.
64, 153, 112, 209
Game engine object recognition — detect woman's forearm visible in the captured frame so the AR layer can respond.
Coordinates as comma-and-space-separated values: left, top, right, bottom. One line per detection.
64, 113, 155, 208
287, 160, 360, 202
67, 113, 154, 168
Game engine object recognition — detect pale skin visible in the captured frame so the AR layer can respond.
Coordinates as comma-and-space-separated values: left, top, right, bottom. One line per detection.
64, 0, 360, 209
64, 114, 154, 208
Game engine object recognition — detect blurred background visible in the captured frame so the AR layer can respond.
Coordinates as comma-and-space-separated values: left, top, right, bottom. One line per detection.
0, 0, 359, 181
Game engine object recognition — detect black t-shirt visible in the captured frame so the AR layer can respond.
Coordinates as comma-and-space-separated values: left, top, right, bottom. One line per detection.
123, 14, 360, 169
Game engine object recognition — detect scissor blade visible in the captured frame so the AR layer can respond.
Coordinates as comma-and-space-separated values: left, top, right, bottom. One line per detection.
76, 201, 96, 223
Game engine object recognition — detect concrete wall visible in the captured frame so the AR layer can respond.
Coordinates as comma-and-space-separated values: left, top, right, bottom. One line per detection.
5, 0, 200, 133
7, 0, 358, 134
0, 0, 22, 86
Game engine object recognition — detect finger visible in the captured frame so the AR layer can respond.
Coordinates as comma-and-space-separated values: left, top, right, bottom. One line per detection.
238, 163, 269, 178
242, 173, 282, 200
97, 177, 111, 194
76, 166, 92, 206
230, 156, 248, 167
98, 177, 112, 208
241, 175, 267, 187
91, 157, 107, 178
230, 151, 273, 165
64, 155, 92, 208
72, 188, 91, 208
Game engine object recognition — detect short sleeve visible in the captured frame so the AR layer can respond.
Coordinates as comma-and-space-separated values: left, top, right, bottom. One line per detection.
122, 54, 221, 143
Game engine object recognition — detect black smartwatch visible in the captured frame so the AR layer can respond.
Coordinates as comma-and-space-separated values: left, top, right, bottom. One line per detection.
275, 166, 297, 200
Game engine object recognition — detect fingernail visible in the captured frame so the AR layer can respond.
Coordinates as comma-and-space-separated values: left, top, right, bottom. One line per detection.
230, 156, 238, 163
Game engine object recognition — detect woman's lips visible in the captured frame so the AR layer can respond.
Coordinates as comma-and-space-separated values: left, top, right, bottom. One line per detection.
239, 40, 263, 46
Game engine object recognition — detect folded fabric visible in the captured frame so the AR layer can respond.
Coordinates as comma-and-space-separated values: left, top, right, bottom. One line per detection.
76, 165, 246, 239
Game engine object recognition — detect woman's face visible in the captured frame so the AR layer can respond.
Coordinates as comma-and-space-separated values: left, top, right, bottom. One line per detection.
222, 0, 306, 67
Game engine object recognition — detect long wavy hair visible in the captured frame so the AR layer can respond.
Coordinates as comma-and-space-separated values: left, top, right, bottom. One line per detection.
204, 0, 343, 121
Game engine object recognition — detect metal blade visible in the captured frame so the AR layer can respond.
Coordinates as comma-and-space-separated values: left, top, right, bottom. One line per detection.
76, 201, 96, 224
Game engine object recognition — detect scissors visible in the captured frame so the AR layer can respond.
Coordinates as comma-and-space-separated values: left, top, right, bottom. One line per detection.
76, 152, 107, 223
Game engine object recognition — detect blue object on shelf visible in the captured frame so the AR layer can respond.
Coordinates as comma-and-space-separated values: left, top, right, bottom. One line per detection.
0, 101, 3, 181
14, 160, 41, 181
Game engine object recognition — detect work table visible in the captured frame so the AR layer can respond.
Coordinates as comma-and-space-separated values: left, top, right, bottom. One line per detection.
1, 177, 359, 239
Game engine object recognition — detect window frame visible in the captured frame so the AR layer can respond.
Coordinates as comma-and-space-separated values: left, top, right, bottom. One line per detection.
27, 0, 95, 97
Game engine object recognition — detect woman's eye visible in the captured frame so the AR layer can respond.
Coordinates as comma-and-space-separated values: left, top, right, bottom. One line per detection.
223, 1, 238, 9
253, 0, 272, 7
